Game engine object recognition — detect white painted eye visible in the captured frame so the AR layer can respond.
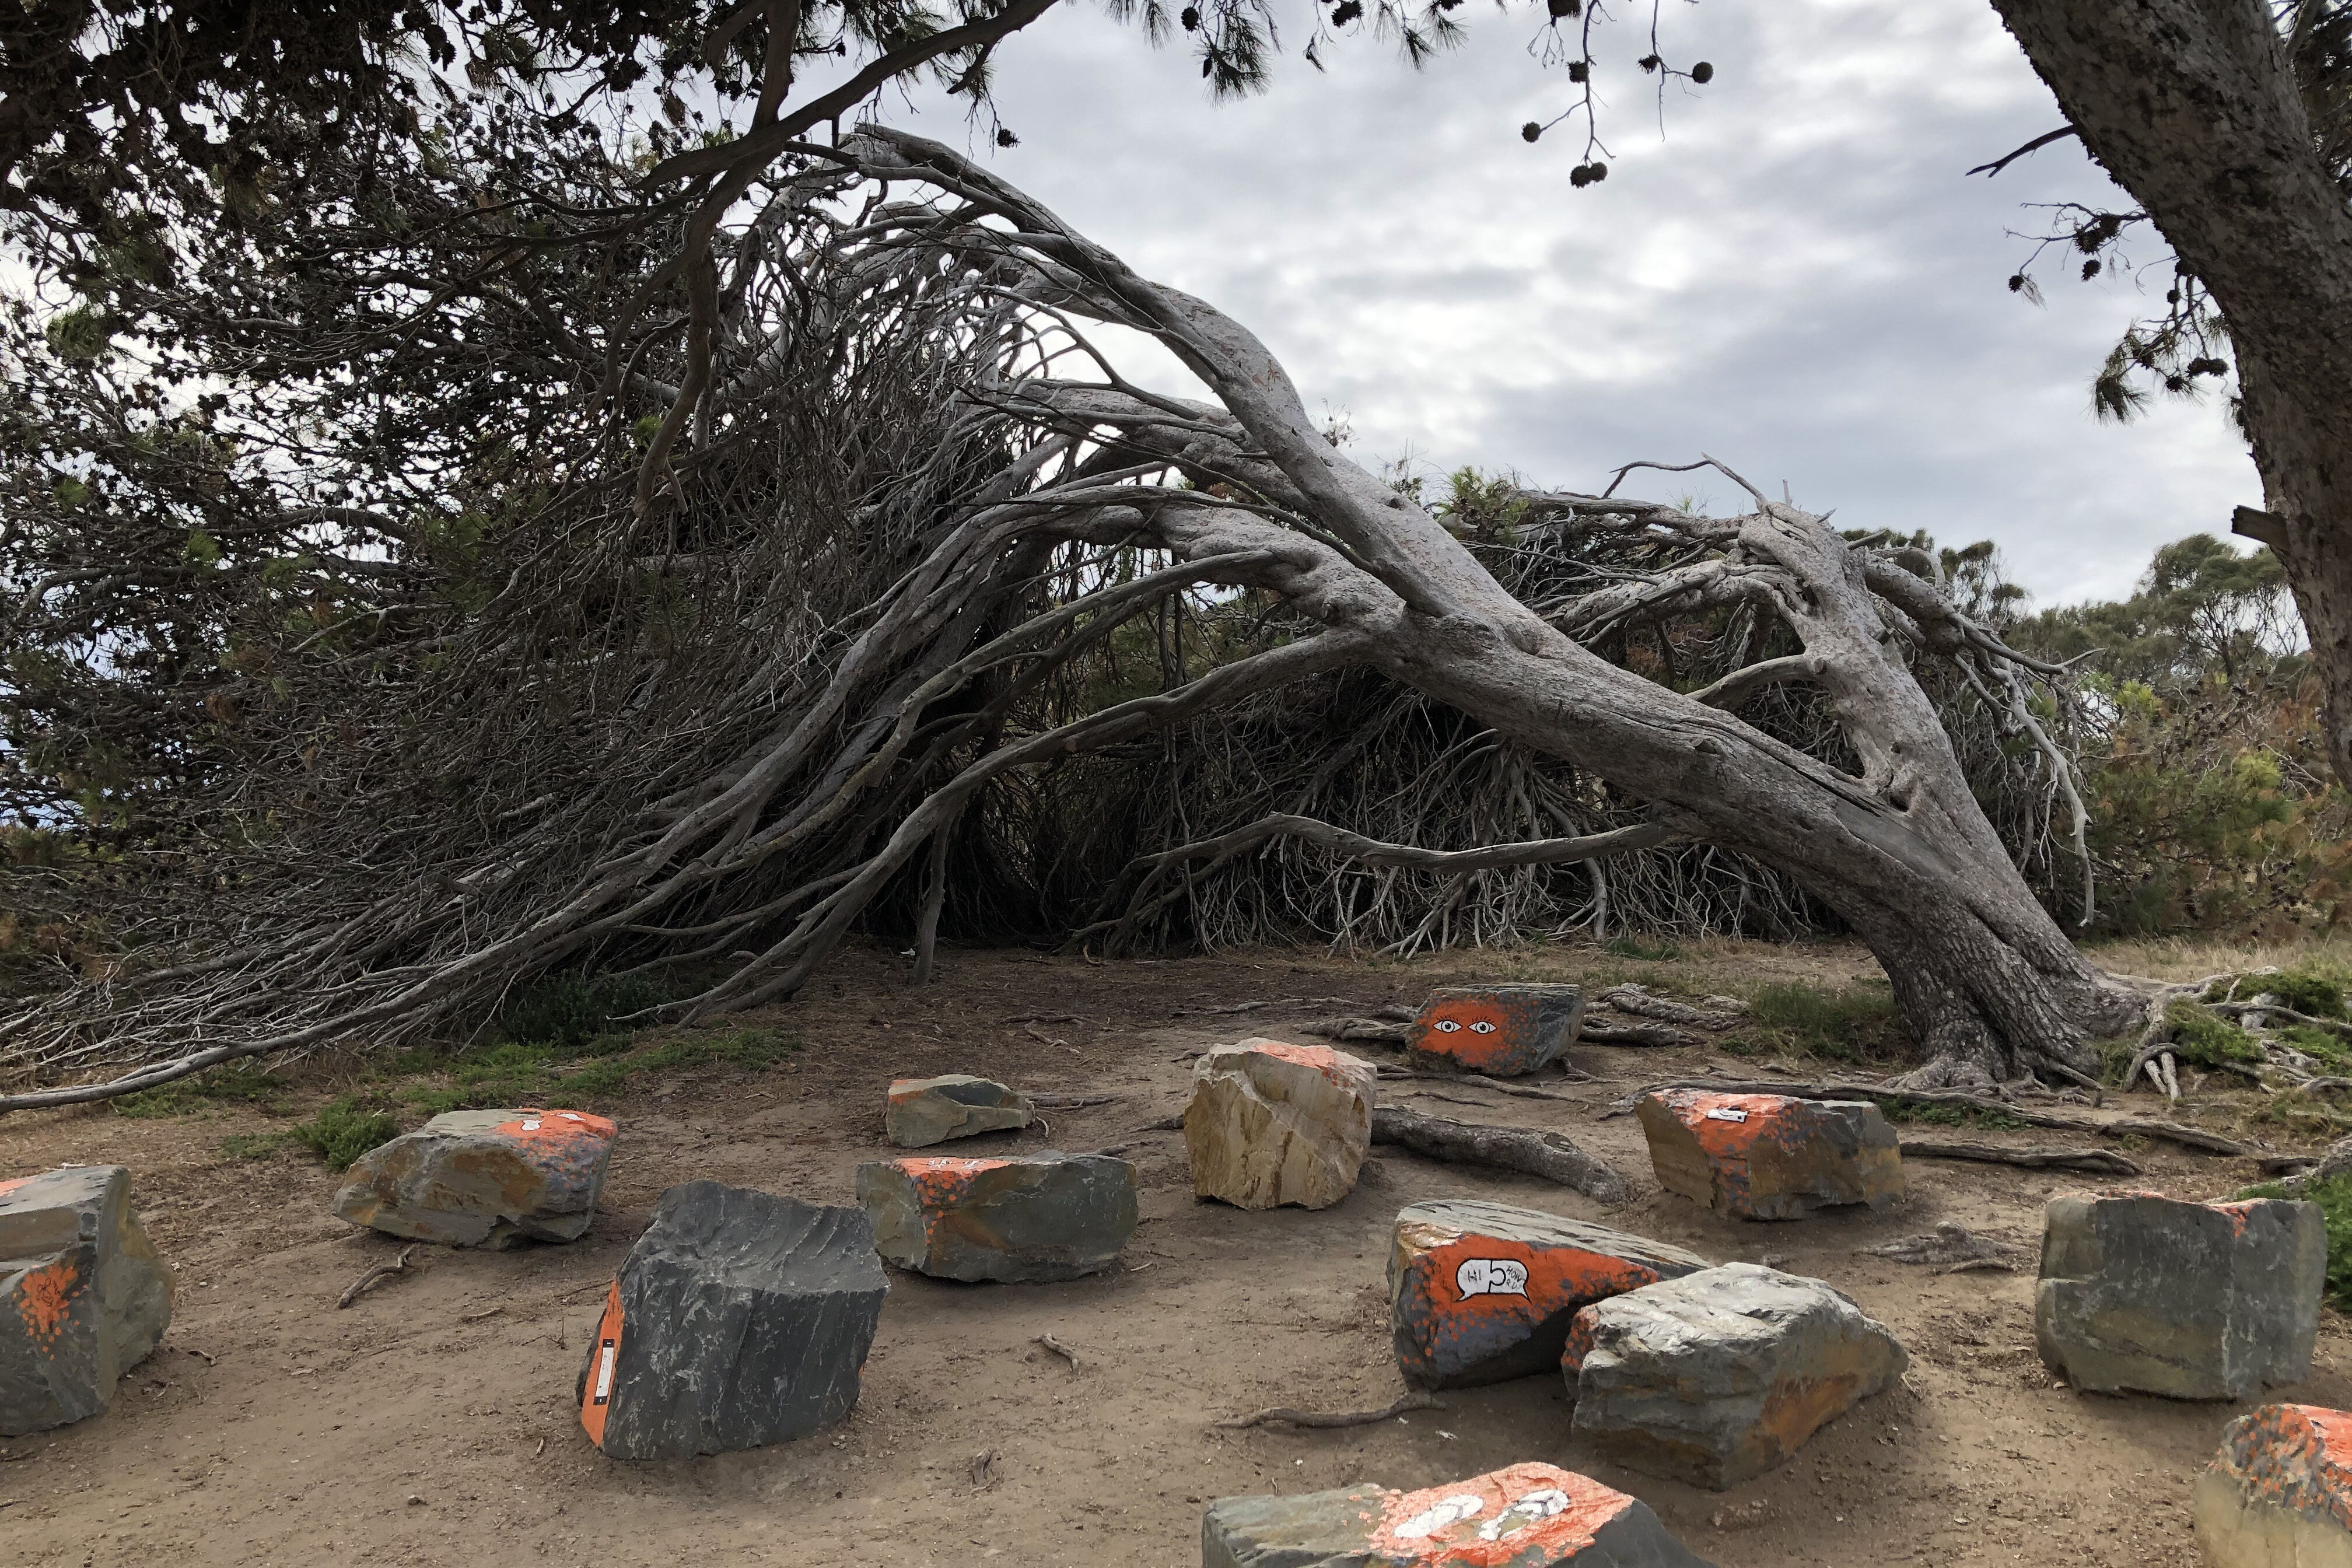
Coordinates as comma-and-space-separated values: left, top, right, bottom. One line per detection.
1432, 1019, 1462, 1033
1469, 1020, 1498, 1035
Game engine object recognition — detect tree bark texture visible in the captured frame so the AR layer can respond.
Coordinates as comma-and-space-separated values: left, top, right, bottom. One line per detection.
1990, 0, 2352, 783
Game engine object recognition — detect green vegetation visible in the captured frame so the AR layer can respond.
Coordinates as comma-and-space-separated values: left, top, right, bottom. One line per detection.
2239, 1175, 2352, 1310
394, 1026, 799, 1116
1741, 981, 1906, 1063
217, 1130, 296, 1161
113, 1062, 288, 1118
290, 1097, 400, 1171
2161, 999, 2264, 1068
1599, 936, 1682, 963
492, 972, 677, 1052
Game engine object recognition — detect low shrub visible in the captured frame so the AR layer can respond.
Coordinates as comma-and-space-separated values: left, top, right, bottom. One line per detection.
113, 1062, 288, 1118
2162, 999, 2263, 1068
493, 972, 676, 1052
291, 1097, 400, 1171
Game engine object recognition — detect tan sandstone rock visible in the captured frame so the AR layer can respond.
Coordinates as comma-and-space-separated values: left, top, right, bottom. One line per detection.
2195, 1404, 2352, 1568
1184, 1038, 1376, 1211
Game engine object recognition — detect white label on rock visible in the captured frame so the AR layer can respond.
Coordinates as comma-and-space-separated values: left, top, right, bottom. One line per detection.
1479, 1488, 1571, 1542
1394, 1494, 1486, 1539
1455, 1258, 1531, 1300
522, 1119, 542, 1130
594, 1343, 617, 1403
1703, 1108, 1749, 1123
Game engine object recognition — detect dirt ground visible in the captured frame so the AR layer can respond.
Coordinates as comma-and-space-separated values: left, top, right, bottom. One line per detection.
3, 938, 2344, 1568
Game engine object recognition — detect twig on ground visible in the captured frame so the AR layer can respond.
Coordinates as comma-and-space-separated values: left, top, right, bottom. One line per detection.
461, 1305, 505, 1322
1027, 1093, 1122, 1109
1034, 1335, 1082, 1372
337, 1245, 418, 1309
1136, 1114, 1184, 1132
1943, 1258, 2017, 1275
971, 1449, 999, 1488
1216, 1391, 1441, 1430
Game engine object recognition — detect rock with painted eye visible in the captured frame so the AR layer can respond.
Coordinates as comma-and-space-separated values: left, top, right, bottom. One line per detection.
1406, 984, 1586, 1077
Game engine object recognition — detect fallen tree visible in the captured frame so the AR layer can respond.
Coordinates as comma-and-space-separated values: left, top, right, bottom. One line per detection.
2, 127, 2156, 1105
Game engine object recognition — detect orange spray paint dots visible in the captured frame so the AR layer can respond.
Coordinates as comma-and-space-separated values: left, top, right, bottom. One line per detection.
13, 1258, 82, 1352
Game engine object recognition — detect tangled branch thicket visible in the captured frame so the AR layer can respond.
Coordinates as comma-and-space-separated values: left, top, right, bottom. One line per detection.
2, 116, 2108, 1101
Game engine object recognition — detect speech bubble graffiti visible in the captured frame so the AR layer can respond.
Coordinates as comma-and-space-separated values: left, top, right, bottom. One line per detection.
1455, 1257, 1530, 1300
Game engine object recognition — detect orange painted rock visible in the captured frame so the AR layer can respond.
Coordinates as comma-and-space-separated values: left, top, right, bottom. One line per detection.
1636, 1091, 1901, 1220
1564, 1263, 1907, 1490
2195, 1404, 2352, 1567
333, 1107, 616, 1248
1202, 1461, 1717, 1567
1, 1166, 174, 1436
1388, 1199, 1712, 1388
2036, 1191, 2323, 1400
856, 1152, 1139, 1282
1185, 1038, 1376, 1211
578, 1181, 886, 1460
1407, 985, 1585, 1077
884, 1074, 1032, 1148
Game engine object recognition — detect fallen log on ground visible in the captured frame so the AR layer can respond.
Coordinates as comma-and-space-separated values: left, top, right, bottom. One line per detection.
1609, 1078, 2255, 1158
1595, 984, 1744, 1030
1897, 1139, 2141, 1176
1376, 1067, 1592, 1099
1299, 1017, 1412, 1046
1370, 1107, 1630, 1206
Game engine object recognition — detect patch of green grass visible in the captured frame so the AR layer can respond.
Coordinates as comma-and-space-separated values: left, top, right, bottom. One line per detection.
493, 972, 677, 1052
2266, 968, 2348, 1020
113, 1062, 289, 1119
1599, 936, 1682, 963
290, 1096, 401, 1171
2239, 1174, 2352, 1309
2162, 999, 2264, 1068
1742, 981, 1906, 1063
218, 1130, 296, 1161
396, 1027, 800, 1115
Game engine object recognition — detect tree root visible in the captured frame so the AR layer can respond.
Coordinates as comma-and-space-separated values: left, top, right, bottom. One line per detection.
1370, 1107, 1631, 1206
1896, 1139, 2140, 1176
336, 1245, 418, 1309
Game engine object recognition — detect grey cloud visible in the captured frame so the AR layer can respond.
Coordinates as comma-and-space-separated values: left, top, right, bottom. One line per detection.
885, 0, 2259, 605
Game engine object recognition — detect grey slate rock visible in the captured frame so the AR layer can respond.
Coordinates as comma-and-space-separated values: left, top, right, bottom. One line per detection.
1202, 1462, 1717, 1566
1, 1166, 174, 1437
576, 1181, 886, 1459
857, 1151, 1139, 1282
884, 1074, 1034, 1148
2035, 1191, 2323, 1400
333, 1107, 616, 1248
1566, 1262, 1908, 1490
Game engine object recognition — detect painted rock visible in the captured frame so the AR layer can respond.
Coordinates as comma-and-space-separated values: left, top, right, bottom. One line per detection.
1564, 1262, 1908, 1490
856, 1151, 1139, 1282
884, 1074, 1033, 1148
2035, 1191, 2322, 1401
1407, 985, 1586, 1077
1185, 1038, 1376, 1211
333, 1107, 616, 1248
2195, 1403, 2352, 1567
1388, 1199, 1712, 1388
0, 1166, 174, 1437
578, 1181, 887, 1460
1636, 1090, 1902, 1220
1202, 1461, 1718, 1567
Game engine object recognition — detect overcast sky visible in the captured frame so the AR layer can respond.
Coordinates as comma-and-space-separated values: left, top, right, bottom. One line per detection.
867, 0, 2259, 607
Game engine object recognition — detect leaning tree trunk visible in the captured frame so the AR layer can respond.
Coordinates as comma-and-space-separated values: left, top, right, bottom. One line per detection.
1989, 0, 2352, 788
830, 132, 2150, 1087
